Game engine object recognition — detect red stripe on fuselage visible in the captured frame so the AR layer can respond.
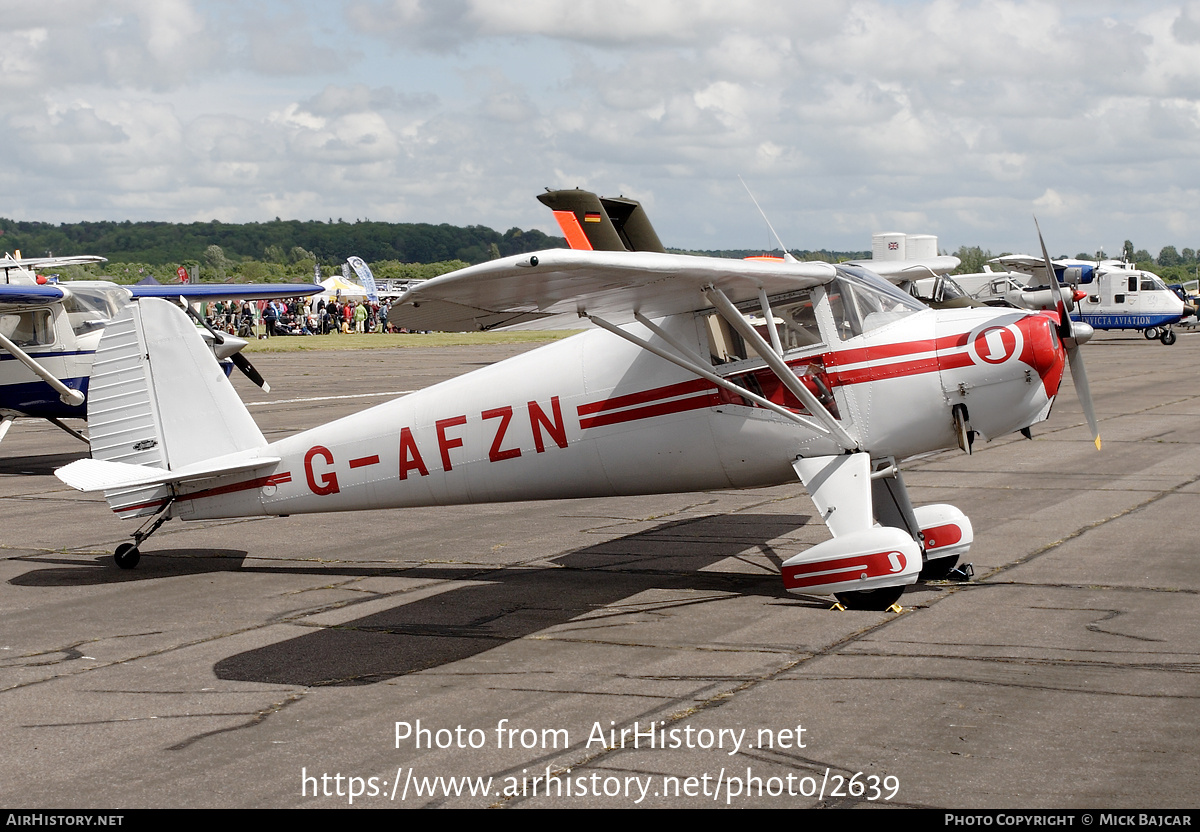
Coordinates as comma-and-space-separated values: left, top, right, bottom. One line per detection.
827, 356, 940, 386
184, 472, 292, 502
113, 471, 291, 515
579, 392, 720, 430
824, 333, 967, 369
574, 330, 981, 430
577, 378, 714, 416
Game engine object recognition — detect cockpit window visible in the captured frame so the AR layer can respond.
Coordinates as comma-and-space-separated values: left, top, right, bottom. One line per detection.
828, 267, 924, 341
62, 285, 129, 336
908, 275, 968, 304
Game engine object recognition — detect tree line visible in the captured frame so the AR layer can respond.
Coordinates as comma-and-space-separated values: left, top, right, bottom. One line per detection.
0, 217, 563, 270
6, 214, 1195, 286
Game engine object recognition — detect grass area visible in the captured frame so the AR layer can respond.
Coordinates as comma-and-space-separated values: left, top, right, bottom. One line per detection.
241, 330, 582, 353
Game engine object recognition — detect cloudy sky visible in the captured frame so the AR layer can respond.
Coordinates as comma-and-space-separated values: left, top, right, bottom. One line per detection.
3, 1, 1200, 256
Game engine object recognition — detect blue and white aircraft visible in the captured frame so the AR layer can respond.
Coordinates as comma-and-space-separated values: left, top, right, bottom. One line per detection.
984, 255, 1187, 345
0, 254, 319, 447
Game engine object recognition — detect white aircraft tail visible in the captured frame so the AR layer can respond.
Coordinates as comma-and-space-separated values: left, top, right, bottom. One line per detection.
60, 298, 269, 517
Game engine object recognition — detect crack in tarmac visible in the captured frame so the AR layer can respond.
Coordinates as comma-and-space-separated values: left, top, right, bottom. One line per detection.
166, 692, 307, 751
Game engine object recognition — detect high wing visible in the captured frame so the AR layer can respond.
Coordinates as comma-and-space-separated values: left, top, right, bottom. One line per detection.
0, 255, 107, 275
0, 283, 67, 309
390, 248, 838, 331
0, 281, 319, 314
986, 254, 1063, 285
130, 283, 321, 302
845, 256, 961, 280
991, 254, 1047, 271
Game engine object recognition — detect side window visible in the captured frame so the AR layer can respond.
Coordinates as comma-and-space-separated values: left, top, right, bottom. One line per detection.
770, 294, 823, 351
704, 313, 754, 364
700, 289, 821, 365
0, 309, 55, 348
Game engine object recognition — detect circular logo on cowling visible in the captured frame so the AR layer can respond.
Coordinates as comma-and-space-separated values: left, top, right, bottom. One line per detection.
970, 325, 1023, 365
887, 551, 907, 573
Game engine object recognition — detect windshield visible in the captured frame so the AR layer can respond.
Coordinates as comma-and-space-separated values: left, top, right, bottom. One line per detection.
63, 285, 129, 319
829, 266, 925, 340
62, 284, 130, 335
1139, 274, 1168, 292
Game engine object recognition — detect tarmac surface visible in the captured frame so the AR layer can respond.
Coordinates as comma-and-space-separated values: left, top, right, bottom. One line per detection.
1, 329, 1198, 809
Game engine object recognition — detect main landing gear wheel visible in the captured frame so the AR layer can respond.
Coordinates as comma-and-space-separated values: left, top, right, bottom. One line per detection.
920, 555, 959, 580
1144, 327, 1160, 340
834, 585, 905, 611
1160, 329, 1177, 345
114, 543, 141, 570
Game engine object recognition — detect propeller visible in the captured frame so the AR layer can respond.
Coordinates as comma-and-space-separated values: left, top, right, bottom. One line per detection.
179, 299, 271, 393
1034, 219, 1100, 450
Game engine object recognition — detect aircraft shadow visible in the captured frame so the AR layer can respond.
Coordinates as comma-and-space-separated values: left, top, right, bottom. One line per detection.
10, 550, 251, 586
0, 451, 90, 476
213, 513, 815, 687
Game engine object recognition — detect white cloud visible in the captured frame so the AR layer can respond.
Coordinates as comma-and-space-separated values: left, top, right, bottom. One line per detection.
1, 0, 1199, 255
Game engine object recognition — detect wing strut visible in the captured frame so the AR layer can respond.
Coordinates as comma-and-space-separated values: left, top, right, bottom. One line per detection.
47, 418, 89, 444
702, 285, 860, 451
586, 313, 851, 445
757, 288, 784, 356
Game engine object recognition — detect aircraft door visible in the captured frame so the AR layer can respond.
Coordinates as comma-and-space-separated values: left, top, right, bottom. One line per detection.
1114, 273, 1138, 306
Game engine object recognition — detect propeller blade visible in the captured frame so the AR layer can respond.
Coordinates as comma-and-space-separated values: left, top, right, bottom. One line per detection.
1032, 223, 1099, 449
1067, 344, 1100, 450
180, 298, 271, 391
1033, 216, 1074, 341
231, 351, 270, 393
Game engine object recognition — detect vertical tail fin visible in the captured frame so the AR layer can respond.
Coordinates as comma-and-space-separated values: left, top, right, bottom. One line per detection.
85, 298, 267, 516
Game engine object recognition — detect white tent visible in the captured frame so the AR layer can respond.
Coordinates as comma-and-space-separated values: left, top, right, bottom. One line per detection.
314, 275, 368, 303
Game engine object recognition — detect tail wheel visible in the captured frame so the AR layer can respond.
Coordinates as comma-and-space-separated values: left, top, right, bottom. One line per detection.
835, 585, 905, 611
1161, 329, 1177, 345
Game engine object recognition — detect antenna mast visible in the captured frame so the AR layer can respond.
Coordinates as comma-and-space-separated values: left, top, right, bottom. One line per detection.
739, 176, 797, 263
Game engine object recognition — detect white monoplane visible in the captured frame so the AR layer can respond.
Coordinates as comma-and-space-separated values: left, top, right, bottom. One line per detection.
55, 219, 1098, 610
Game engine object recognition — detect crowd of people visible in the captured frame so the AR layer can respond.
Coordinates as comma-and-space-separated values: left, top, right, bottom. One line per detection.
203, 296, 397, 337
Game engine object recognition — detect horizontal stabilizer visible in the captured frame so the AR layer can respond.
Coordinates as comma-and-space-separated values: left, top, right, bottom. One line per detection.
57, 456, 281, 493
